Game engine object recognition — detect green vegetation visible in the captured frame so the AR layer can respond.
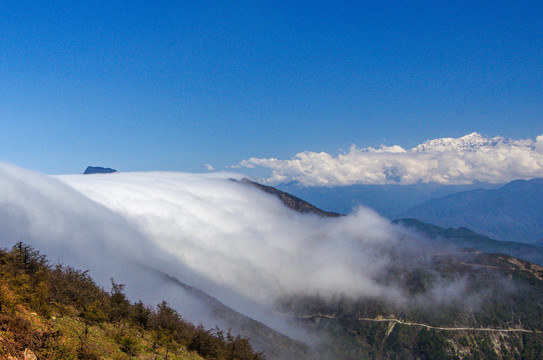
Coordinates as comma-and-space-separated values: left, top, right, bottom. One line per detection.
281, 251, 543, 359
0, 242, 264, 359
4, 237, 543, 359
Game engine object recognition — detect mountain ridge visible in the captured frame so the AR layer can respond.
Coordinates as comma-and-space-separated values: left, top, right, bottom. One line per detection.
240, 178, 343, 217
149, 266, 310, 359
398, 177, 543, 243
395, 218, 543, 266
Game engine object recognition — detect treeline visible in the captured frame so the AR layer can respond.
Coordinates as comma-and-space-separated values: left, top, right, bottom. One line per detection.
0, 242, 264, 359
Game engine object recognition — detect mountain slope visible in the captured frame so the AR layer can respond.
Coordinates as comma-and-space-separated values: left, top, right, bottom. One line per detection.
280, 250, 543, 359
0, 242, 263, 360
244, 180, 543, 358
395, 218, 543, 266
398, 178, 543, 243
154, 268, 309, 360
241, 178, 343, 217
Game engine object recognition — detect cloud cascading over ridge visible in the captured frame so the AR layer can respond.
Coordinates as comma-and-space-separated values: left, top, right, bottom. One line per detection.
0, 164, 466, 308
0, 163, 403, 304
239, 133, 543, 186
0, 162, 505, 343
57, 171, 405, 303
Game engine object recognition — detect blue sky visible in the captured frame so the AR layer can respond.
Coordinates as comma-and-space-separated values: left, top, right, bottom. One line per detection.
1, 0, 541, 175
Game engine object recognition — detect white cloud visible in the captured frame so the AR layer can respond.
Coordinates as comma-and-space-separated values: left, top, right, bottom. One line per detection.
0, 163, 500, 343
0, 165, 452, 305
239, 133, 543, 186
205, 163, 215, 171
0, 165, 400, 303
536, 135, 543, 154
57, 171, 402, 303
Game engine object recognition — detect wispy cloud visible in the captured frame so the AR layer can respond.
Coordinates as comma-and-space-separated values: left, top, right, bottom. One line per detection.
239, 133, 543, 186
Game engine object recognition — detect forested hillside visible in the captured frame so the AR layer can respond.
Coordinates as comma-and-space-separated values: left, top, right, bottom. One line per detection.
281, 251, 543, 359
0, 242, 263, 360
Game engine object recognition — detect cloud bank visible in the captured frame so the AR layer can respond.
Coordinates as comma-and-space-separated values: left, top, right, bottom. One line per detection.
239, 133, 543, 186
0, 164, 407, 306
58, 171, 405, 304
0, 163, 495, 342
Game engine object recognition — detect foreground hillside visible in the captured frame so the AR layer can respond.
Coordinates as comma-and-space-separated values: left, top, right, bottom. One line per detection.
0, 242, 263, 360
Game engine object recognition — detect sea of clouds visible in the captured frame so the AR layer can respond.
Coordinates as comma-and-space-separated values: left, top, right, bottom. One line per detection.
58, 170, 406, 304
239, 133, 543, 186
0, 164, 402, 317
0, 162, 499, 341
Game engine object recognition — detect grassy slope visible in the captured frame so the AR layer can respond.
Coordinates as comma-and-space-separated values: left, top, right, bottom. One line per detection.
0, 303, 205, 360
0, 242, 264, 360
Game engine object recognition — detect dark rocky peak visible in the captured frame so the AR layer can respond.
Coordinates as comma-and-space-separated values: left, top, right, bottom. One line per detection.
83, 166, 117, 175
239, 178, 343, 217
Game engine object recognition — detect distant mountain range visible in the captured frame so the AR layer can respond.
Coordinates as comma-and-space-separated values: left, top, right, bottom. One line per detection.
276, 181, 501, 217
278, 172, 543, 245
265, 180, 543, 266
398, 178, 543, 244
275, 132, 540, 217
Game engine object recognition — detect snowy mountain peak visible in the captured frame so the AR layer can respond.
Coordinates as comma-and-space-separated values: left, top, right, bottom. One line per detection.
411, 132, 509, 152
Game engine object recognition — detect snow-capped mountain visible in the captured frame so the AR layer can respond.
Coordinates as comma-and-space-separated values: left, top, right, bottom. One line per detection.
242, 132, 543, 186
410, 132, 511, 152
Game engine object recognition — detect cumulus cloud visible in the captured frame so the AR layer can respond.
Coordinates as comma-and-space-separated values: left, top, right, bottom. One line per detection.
536, 135, 543, 154
239, 133, 543, 186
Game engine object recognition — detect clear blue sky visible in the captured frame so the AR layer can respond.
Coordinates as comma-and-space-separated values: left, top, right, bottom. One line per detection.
1, 0, 541, 174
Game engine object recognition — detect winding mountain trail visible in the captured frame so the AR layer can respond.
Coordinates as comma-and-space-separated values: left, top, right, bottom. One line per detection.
296, 314, 541, 334
357, 317, 542, 333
